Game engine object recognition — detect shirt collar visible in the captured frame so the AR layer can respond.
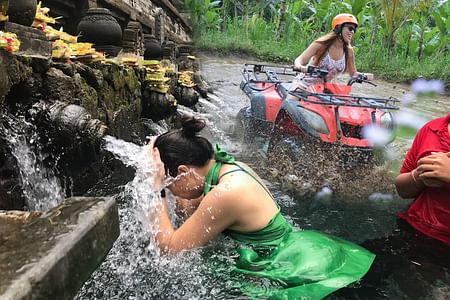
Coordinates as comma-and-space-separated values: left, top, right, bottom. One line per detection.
429, 113, 450, 131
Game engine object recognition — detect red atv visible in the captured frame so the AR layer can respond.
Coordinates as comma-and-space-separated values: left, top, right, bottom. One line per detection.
237, 64, 399, 168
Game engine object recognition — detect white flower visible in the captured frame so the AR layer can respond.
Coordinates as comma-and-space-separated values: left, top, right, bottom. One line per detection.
411, 78, 444, 94
315, 186, 333, 201
400, 92, 416, 105
395, 111, 428, 130
428, 80, 445, 94
362, 124, 392, 148
368, 193, 394, 201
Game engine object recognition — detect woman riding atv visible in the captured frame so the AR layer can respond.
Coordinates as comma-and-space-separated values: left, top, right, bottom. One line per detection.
293, 13, 368, 86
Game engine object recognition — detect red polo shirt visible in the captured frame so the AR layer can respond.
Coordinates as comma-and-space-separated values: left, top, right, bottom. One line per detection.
398, 113, 450, 246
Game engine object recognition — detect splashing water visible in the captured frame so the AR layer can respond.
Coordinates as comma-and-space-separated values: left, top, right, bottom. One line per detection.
76, 134, 242, 299
5, 115, 64, 211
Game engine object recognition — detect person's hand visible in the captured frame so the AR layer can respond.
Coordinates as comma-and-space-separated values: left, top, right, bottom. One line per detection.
175, 195, 204, 220
416, 152, 450, 186
147, 137, 166, 192
293, 64, 308, 73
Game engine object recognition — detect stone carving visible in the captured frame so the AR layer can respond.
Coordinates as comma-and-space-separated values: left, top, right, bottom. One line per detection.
77, 8, 122, 57
144, 34, 162, 60
122, 21, 145, 56
7, 0, 36, 27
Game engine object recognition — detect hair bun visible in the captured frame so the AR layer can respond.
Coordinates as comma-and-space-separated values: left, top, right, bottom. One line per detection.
180, 116, 206, 137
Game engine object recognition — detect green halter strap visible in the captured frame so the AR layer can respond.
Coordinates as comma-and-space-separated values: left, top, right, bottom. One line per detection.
203, 144, 235, 195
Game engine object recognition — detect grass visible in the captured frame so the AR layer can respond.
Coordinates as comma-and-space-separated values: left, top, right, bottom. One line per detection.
193, 28, 450, 91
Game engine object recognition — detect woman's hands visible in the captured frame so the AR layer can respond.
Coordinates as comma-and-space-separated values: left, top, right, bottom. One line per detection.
148, 137, 166, 193
417, 152, 450, 186
176, 195, 203, 220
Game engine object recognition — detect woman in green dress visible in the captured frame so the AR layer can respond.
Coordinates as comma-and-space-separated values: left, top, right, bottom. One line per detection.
149, 116, 375, 299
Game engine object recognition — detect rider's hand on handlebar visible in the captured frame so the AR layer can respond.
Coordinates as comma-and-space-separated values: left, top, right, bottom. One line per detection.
293, 65, 309, 73
348, 72, 377, 86
364, 73, 374, 81
353, 73, 374, 81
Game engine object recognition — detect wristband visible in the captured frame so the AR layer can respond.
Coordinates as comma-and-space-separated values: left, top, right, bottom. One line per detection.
410, 170, 419, 185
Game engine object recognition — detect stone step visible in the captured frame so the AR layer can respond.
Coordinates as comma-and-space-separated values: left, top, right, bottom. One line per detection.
0, 197, 119, 300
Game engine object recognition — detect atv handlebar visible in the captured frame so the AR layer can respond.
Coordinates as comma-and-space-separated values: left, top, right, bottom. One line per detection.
294, 65, 377, 87
347, 73, 377, 87
293, 65, 329, 78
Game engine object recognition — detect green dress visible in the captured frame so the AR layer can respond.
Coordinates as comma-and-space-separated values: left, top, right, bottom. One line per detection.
204, 145, 375, 300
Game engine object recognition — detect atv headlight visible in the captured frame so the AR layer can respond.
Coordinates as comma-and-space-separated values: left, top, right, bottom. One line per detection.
298, 107, 329, 135
380, 112, 394, 130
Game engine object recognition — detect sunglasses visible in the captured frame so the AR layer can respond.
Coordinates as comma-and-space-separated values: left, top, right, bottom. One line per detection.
344, 25, 357, 33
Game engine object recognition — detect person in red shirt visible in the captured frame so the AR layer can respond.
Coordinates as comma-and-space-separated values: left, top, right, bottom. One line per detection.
395, 113, 450, 246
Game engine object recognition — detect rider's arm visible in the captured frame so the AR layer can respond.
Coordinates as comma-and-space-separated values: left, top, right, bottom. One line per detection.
294, 42, 320, 72
347, 46, 358, 77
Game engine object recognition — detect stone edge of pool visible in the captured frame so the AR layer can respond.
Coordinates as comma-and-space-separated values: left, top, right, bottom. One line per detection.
0, 196, 119, 300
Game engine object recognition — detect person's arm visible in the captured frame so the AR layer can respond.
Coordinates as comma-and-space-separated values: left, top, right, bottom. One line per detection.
154, 188, 236, 254
395, 168, 425, 198
148, 139, 236, 254
395, 127, 424, 198
294, 42, 320, 72
346, 46, 358, 77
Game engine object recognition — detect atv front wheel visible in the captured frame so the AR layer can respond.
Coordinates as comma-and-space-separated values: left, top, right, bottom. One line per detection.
233, 107, 255, 144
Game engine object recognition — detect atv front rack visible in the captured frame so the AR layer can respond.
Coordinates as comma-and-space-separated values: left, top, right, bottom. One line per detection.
289, 90, 399, 110
242, 63, 296, 84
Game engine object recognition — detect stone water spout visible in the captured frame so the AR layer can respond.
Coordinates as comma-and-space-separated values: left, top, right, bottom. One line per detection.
46, 101, 108, 139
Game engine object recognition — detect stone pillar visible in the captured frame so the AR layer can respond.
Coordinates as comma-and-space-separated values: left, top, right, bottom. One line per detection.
154, 8, 165, 44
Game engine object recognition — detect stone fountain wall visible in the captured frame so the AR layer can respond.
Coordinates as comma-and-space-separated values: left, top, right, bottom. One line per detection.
0, 50, 173, 210
0, 0, 204, 211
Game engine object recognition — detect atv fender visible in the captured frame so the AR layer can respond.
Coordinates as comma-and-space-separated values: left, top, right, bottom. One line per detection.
240, 81, 267, 121
276, 98, 320, 139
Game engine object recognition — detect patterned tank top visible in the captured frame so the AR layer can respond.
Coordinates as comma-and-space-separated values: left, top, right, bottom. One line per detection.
318, 51, 346, 74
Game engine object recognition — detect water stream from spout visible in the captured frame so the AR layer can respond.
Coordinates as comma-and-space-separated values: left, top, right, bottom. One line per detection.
5, 114, 64, 211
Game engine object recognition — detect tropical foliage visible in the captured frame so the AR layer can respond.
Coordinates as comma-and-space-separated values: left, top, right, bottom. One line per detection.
184, 0, 450, 87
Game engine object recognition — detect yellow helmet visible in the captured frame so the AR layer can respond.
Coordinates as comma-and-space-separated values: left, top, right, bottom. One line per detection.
332, 13, 358, 30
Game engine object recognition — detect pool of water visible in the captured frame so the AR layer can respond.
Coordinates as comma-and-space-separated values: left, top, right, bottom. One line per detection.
76, 55, 450, 300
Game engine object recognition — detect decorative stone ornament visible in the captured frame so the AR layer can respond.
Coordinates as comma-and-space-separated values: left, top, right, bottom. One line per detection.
144, 34, 162, 60
77, 8, 122, 56
7, 0, 37, 26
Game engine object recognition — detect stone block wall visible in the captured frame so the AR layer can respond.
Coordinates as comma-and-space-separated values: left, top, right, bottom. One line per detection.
0, 51, 167, 210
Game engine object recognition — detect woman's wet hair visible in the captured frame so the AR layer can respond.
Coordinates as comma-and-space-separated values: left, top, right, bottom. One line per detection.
154, 116, 214, 177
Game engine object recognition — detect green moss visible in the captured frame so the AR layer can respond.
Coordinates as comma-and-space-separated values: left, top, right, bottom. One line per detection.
74, 74, 99, 117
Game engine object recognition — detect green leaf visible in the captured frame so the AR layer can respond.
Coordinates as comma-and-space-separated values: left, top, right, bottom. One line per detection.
351, 0, 365, 16
290, 0, 305, 15
432, 12, 446, 34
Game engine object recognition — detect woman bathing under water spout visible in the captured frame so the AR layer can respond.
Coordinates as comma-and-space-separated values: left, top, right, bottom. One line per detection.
148, 115, 375, 299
